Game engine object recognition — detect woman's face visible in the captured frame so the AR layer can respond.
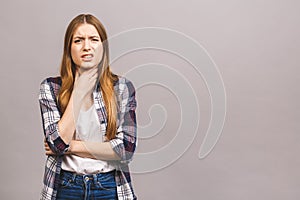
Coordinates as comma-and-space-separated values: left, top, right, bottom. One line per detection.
71, 23, 103, 70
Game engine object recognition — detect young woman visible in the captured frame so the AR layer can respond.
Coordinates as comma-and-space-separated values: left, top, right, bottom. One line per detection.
39, 14, 137, 200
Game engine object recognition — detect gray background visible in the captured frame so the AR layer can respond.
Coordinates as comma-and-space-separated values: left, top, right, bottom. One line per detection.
1, 0, 299, 199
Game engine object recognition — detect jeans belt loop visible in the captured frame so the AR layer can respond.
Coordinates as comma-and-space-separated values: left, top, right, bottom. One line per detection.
93, 174, 98, 185
71, 173, 77, 182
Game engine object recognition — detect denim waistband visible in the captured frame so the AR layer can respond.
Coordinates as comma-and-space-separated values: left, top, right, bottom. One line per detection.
60, 169, 116, 184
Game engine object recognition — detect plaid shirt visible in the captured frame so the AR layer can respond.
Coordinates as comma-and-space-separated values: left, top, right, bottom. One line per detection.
39, 76, 137, 200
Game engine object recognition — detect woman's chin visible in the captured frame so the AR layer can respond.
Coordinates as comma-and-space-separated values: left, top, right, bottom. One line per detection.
79, 64, 97, 70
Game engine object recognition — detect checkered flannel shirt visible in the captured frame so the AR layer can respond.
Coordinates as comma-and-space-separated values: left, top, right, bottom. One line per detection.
39, 76, 137, 200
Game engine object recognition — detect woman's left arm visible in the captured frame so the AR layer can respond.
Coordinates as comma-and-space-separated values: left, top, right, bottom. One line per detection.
44, 140, 120, 160
71, 140, 121, 160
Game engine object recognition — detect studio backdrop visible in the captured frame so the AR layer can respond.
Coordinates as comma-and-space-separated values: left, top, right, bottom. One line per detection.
0, 0, 299, 199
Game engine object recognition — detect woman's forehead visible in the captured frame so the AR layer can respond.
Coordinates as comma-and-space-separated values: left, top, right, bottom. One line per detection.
74, 24, 99, 37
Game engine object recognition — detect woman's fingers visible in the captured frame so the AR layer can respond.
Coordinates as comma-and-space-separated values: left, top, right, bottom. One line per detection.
45, 150, 55, 155
103, 136, 109, 142
45, 149, 55, 155
44, 140, 55, 155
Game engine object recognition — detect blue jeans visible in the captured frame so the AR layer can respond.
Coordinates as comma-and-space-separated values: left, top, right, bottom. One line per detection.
57, 169, 117, 200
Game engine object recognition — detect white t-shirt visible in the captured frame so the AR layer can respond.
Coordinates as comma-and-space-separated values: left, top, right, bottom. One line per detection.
62, 104, 115, 174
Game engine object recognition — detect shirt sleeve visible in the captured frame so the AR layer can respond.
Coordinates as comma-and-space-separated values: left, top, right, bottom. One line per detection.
38, 78, 69, 155
110, 79, 137, 164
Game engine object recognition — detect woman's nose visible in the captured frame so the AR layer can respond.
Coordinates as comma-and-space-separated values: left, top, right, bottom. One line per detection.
83, 39, 91, 50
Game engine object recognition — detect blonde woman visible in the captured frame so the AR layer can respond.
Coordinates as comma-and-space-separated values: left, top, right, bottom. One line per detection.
39, 14, 137, 199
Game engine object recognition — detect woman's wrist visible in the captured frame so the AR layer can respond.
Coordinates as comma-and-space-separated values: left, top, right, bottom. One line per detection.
68, 140, 82, 154
67, 140, 75, 154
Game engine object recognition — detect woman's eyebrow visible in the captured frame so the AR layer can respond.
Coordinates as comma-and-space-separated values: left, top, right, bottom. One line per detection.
73, 35, 100, 39
89, 35, 100, 39
73, 36, 84, 39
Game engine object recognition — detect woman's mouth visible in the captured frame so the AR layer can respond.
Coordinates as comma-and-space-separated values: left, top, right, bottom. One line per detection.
81, 54, 93, 61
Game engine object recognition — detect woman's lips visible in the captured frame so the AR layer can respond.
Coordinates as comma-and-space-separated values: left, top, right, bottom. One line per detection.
81, 54, 93, 61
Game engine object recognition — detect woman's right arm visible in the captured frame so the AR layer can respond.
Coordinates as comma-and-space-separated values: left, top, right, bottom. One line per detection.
39, 69, 98, 156
39, 78, 74, 156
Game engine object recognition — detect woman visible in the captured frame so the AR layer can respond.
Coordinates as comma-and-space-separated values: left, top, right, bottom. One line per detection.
39, 14, 137, 200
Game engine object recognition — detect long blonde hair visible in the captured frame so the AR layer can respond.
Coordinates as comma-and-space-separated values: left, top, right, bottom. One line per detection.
58, 14, 118, 140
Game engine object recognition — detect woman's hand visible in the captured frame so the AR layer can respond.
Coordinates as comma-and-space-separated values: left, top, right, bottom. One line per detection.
73, 67, 98, 99
69, 68, 99, 125
44, 140, 55, 155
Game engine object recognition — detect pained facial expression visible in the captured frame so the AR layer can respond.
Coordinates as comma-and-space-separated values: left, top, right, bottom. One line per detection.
71, 24, 103, 70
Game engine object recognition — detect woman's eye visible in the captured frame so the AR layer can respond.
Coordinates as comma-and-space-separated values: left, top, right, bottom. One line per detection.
92, 39, 99, 42
74, 39, 81, 43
